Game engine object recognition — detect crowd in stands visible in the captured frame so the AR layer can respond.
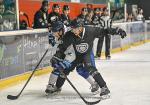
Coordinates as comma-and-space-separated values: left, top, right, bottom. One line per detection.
126, 8, 144, 22
0, 0, 146, 31
0, 1, 16, 31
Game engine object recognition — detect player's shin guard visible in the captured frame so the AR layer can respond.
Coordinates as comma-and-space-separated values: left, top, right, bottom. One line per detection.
48, 73, 58, 85
91, 71, 106, 88
45, 70, 60, 94
56, 75, 66, 89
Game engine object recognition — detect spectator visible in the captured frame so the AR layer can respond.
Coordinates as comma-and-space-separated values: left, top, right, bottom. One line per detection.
33, 0, 49, 29
126, 13, 134, 22
0, 2, 5, 16
2, 2, 16, 31
112, 8, 124, 22
0, 2, 5, 31
136, 8, 144, 21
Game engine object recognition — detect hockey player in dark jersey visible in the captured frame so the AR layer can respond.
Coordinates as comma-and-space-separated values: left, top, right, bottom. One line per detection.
47, 19, 126, 98
48, 4, 61, 25
92, 8, 101, 26
61, 5, 71, 27
84, 9, 94, 25
33, 0, 49, 29
77, 8, 88, 24
46, 21, 99, 95
61, 5, 72, 33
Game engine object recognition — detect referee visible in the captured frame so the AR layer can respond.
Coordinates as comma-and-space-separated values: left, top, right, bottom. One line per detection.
96, 7, 112, 59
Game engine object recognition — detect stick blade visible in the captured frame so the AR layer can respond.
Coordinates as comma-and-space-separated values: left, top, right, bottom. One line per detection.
85, 99, 101, 105
7, 95, 18, 100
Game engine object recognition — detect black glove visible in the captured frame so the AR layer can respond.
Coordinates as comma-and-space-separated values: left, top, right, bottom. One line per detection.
48, 33, 56, 46
117, 28, 127, 39
50, 56, 71, 70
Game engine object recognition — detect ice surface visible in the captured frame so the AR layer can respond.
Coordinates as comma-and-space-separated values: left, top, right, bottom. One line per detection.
1, 42, 150, 105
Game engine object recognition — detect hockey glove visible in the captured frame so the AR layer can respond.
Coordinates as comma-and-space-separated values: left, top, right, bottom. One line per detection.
59, 60, 72, 70
48, 33, 56, 46
116, 28, 127, 39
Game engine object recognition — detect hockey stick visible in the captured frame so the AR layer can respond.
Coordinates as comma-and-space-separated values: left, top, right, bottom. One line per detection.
53, 56, 101, 105
7, 47, 49, 100
59, 71, 101, 105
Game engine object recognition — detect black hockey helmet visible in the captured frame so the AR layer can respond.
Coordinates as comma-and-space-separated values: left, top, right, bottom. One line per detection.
42, 0, 48, 6
63, 5, 70, 11
51, 21, 64, 32
52, 4, 60, 10
70, 19, 83, 28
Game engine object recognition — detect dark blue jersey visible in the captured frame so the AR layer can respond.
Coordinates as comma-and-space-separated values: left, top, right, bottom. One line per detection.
54, 26, 103, 58
33, 9, 48, 29
54, 26, 123, 58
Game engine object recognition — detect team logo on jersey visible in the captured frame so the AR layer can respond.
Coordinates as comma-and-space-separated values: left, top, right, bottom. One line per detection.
51, 16, 57, 21
75, 43, 89, 53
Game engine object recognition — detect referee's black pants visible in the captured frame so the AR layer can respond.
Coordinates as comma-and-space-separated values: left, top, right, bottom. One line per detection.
96, 32, 111, 57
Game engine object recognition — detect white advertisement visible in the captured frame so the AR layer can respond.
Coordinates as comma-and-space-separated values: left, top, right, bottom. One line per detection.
71, 0, 80, 3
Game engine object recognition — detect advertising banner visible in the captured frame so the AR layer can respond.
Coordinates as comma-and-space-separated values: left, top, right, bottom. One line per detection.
0, 31, 55, 79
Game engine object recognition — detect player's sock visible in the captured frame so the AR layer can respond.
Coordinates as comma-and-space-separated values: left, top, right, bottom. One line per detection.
86, 75, 95, 85
48, 73, 58, 85
45, 73, 58, 94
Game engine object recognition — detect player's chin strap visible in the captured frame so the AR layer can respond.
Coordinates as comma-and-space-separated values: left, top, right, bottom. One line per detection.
53, 56, 102, 105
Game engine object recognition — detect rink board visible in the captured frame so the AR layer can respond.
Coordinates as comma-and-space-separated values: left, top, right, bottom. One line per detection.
1, 21, 150, 89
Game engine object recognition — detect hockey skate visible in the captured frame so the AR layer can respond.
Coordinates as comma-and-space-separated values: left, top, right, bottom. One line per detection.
45, 84, 61, 96
90, 82, 100, 95
100, 85, 110, 100
106, 56, 111, 60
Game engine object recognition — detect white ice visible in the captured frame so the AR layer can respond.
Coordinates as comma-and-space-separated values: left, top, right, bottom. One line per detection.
1, 42, 150, 105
